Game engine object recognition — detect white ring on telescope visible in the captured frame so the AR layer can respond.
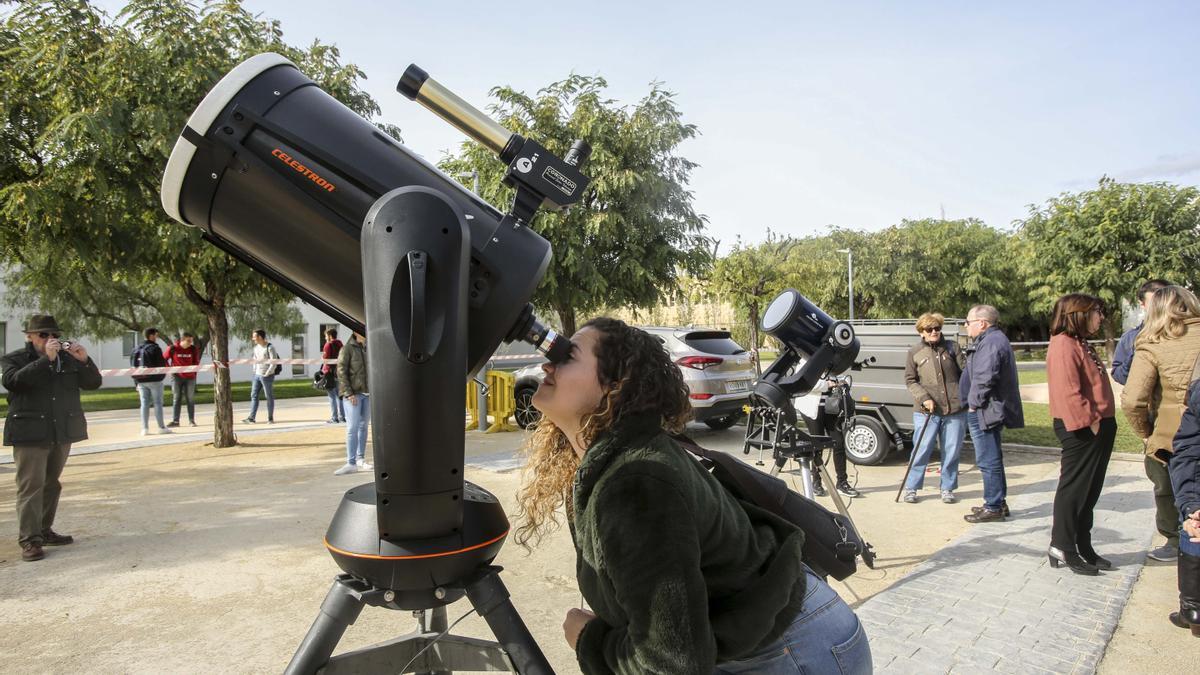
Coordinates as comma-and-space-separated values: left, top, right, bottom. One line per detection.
160, 52, 296, 225
762, 290, 798, 333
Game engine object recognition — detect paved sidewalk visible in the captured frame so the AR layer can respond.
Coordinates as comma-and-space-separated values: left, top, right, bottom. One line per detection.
858, 460, 1153, 674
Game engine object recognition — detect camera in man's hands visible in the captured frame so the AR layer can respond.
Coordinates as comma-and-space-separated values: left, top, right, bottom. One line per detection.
58, 340, 73, 351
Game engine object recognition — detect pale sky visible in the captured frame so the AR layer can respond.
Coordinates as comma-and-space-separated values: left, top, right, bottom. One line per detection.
96, 0, 1200, 252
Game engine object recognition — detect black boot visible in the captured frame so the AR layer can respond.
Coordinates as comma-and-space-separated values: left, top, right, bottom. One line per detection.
1078, 537, 1113, 571
1169, 551, 1200, 637
1048, 546, 1099, 576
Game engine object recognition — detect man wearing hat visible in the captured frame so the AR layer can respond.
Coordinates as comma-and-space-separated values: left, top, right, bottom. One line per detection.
1, 315, 102, 562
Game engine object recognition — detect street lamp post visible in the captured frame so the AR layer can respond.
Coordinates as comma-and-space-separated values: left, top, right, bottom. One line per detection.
836, 248, 854, 321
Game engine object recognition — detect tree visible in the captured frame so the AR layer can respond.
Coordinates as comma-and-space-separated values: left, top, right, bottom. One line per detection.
851, 218, 1028, 322
1018, 177, 1200, 353
712, 232, 797, 374
0, 0, 398, 446
438, 74, 711, 335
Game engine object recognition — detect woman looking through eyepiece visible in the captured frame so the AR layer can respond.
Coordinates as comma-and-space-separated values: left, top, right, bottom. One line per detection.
515, 317, 871, 674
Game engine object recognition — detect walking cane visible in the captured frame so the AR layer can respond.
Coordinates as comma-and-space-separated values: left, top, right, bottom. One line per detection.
894, 410, 933, 503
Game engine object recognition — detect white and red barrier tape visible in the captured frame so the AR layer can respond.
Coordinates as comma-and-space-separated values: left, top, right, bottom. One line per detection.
97, 353, 541, 377
97, 358, 336, 377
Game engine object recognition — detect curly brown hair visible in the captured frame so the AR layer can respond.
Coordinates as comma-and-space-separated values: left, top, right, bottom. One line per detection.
512, 318, 692, 549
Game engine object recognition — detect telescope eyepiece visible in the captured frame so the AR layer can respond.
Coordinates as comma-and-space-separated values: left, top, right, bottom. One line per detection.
564, 139, 592, 170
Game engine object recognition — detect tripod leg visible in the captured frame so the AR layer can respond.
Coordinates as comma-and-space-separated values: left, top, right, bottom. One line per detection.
285, 577, 369, 675
466, 568, 553, 675
797, 458, 816, 500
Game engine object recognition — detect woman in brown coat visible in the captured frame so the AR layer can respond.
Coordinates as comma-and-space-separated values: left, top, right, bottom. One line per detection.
1046, 294, 1116, 575
1122, 285, 1200, 561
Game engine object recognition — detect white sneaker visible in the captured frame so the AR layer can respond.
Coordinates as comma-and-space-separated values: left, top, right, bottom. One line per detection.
157, 427, 173, 434
357, 461, 373, 471
141, 429, 150, 437
333, 463, 357, 476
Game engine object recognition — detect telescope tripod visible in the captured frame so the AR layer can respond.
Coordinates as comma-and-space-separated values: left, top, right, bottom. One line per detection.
287, 567, 545, 674
743, 402, 865, 555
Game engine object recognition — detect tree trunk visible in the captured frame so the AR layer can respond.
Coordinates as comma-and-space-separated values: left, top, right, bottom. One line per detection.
558, 307, 577, 338
749, 304, 762, 378
206, 306, 236, 448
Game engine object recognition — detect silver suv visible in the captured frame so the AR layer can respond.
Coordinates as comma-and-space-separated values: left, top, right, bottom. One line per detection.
511, 326, 755, 430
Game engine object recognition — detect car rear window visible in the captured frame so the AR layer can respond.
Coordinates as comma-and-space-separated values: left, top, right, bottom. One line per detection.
681, 331, 746, 355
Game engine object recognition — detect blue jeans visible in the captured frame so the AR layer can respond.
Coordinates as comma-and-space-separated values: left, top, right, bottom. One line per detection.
171, 376, 197, 423
714, 567, 871, 674
905, 411, 966, 491
137, 380, 166, 430
345, 393, 370, 464
967, 411, 1007, 511
326, 384, 345, 422
248, 374, 275, 421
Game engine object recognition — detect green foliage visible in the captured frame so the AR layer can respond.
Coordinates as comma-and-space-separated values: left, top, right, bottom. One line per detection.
854, 218, 1028, 321
438, 74, 711, 334
1017, 178, 1200, 335
0, 0, 395, 445
711, 231, 796, 357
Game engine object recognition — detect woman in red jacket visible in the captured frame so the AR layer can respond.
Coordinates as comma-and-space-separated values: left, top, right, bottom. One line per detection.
1046, 293, 1117, 575
322, 328, 345, 424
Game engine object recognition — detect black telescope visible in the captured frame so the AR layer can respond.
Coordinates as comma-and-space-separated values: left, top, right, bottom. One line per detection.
161, 53, 589, 672
751, 288, 860, 409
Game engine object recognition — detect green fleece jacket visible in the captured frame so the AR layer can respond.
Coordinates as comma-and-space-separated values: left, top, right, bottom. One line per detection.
571, 414, 807, 674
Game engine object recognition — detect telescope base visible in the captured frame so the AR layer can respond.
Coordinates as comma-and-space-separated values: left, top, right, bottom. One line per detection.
323, 481, 509, 608
285, 568, 553, 674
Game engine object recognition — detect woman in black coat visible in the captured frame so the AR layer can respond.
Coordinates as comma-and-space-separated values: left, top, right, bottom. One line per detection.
1169, 377, 1200, 636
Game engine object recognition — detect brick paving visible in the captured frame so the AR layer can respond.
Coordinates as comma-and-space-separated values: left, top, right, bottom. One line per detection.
859, 459, 1153, 674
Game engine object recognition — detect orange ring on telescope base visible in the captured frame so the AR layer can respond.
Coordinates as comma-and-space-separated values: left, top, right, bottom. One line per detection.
323, 530, 509, 561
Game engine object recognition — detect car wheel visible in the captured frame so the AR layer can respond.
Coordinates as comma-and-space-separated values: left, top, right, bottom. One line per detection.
843, 415, 891, 465
703, 413, 742, 430
514, 386, 541, 430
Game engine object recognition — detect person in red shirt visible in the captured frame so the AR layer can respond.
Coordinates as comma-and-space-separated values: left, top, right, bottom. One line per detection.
322, 328, 345, 424
165, 332, 202, 427
1046, 293, 1116, 576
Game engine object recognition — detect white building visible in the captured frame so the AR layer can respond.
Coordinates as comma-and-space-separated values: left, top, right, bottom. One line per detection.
0, 276, 348, 390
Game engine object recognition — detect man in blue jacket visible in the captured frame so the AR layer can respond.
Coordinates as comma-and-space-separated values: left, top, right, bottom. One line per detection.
1111, 279, 1170, 386
960, 305, 1025, 523
1168, 365, 1200, 633
1112, 278, 1177, 562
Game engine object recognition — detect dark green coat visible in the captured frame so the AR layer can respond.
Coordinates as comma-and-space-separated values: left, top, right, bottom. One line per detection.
572, 414, 807, 674
2, 343, 103, 446
337, 339, 368, 397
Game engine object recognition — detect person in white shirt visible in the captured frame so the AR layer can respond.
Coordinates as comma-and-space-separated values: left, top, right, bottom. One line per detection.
243, 329, 280, 424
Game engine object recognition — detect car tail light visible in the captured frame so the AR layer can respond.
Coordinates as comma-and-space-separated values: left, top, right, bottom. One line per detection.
689, 393, 714, 400
676, 356, 723, 370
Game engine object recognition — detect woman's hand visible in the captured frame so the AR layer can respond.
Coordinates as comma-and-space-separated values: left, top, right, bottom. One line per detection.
563, 608, 596, 650
922, 400, 935, 413
1185, 511, 1200, 542
347, 394, 358, 407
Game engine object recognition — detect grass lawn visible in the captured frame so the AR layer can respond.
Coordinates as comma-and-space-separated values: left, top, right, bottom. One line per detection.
1018, 368, 1048, 385
1006, 401, 1144, 454
0, 378, 327, 417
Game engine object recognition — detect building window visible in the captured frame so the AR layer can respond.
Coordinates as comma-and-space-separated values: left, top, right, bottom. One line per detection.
292, 333, 305, 376
122, 331, 138, 357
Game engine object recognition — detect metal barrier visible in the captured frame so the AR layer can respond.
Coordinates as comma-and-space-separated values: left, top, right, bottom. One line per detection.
465, 370, 519, 433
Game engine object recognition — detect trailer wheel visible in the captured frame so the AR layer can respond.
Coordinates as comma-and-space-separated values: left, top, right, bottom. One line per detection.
844, 415, 891, 465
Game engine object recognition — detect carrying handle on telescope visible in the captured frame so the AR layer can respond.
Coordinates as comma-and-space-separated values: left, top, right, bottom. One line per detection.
407, 251, 429, 363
